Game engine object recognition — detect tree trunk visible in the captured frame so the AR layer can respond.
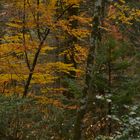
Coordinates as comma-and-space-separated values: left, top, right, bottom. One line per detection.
73, 0, 107, 139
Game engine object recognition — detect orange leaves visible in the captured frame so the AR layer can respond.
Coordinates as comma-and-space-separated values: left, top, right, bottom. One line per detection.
104, 22, 123, 40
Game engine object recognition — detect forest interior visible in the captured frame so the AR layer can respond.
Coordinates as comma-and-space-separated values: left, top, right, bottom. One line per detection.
0, 0, 140, 140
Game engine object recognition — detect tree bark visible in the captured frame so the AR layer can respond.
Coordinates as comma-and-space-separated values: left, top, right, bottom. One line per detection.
73, 0, 107, 139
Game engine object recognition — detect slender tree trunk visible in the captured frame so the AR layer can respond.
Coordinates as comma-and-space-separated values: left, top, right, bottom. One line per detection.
73, 0, 107, 139
23, 2, 75, 97
108, 43, 112, 136
23, 28, 50, 97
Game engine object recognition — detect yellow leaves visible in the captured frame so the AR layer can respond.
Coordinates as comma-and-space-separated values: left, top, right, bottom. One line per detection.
74, 44, 88, 62
108, 1, 140, 25
41, 45, 56, 53
50, 62, 83, 77
0, 72, 27, 82
0, 34, 25, 59
0, 43, 23, 58
32, 73, 56, 84
0, 74, 23, 94
56, 20, 70, 31
72, 28, 90, 39
69, 15, 92, 25
6, 22, 22, 29
3, 34, 22, 42
55, 27, 86, 41
26, 20, 37, 29
119, 0, 126, 4
35, 1, 57, 27
31, 61, 81, 84
46, 0, 57, 11
0, 0, 84, 97
131, 9, 140, 22
56, 19, 90, 39
62, 0, 81, 5
59, 44, 87, 64
47, 62, 75, 74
